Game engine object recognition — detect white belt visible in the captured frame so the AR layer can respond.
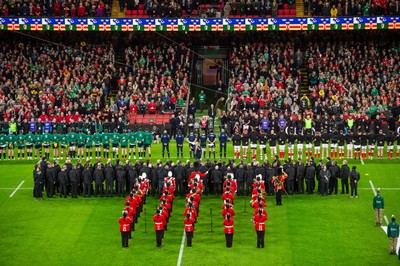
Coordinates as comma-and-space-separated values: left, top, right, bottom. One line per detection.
185, 224, 193, 226
225, 226, 233, 228
155, 222, 163, 225
258, 223, 265, 225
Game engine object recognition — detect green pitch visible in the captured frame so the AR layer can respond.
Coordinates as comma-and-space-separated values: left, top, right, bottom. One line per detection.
0, 143, 399, 265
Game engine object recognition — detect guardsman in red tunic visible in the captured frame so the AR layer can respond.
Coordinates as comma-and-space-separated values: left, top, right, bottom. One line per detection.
252, 209, 268, 248
223, 213, 234, 248
153, 209, 166, 247
222, 203, 236, 219
184, 213, 195, 247
124, 202, 136, 235
118, 211, 132, 248
272, 168, 288, 205
222, 189, 235, 204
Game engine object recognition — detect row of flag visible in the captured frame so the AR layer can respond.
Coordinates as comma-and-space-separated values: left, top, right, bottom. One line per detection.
0, 17, 399, 31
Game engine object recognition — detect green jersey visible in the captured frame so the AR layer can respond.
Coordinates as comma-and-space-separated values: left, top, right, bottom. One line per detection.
199, 93, 206, 103
135, 131, 145, 144
144, 132, 153, 145
387, 221, 399, 238
0, 134, 6, 147
16, 134, 25, 147
34, 134, 43, 145
111, 133, 120, 146
51, 134, 59, 144
77, 134, 86, 145
7, 134, 16, 148
25, 133, 34, 145
60, 135, 69, 146
120, 134, 128, 148
42, 133, 51, 144
68, 132, 78, 145
93, 133, 102, 145
85, 135, 93, 147
102, 133, 110, 145
129, 132, 137, 146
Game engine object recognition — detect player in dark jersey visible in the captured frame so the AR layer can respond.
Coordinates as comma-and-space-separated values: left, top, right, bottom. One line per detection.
199, 130, 208, 159
314, 131, 322, 159
232, 130, 242, 159
376, 130, 385, 159
268, 130, 277, 160
345, 131, 353, 159
360, 131, 368, 160
396, 131, 400, 159
241, 130, 250, 159
330, 130, 338, 159
207, 130, 217, 159
277, 129, 287, 160
259, 130, 268, 160
352, 131, 361, 160
296, 134, 304, 160
305, 132, 313, 159
386, 132, 395, 160
337, 130, 345, 159
321, 130, 330, 159
368, 133, 376, 160
286, 127, 295, 159
249, 127, 259, 160
187, 130, 197, 159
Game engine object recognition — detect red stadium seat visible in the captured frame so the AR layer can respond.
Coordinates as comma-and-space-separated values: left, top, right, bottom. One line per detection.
289, 9, 296, 16
125, 10, 132, 16
277, 9, 284, 16
283, 9, 290, 16
138, 10, 144, 16
182, 10, 187, 16
283, 4, 289, 9
132, 10, 138, 15
138, 4, 145, 10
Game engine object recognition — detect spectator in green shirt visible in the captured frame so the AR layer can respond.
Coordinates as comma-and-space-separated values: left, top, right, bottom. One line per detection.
198, 90, 206, 112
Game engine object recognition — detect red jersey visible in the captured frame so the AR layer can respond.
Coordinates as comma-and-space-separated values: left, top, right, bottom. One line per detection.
223, 219, 234, 234
253, 214, 268, 231
118, 217, 132, 232
153, 214, 166, 230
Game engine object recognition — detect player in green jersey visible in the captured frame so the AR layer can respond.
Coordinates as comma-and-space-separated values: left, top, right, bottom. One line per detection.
7, 133, 17, 160
77, 133, 87, 159
93, 132, 102, 158
0, 133, 7, 160
128, 131, 137, 159
111, 132, 120, 159
68, 132, 78, 159
42, 132, 52, 159
51, 133, 60, 160
16, 133, 25, 160
135, 128, 145, 159
34, 134, 43, 159
120, 132, 129, 159
85, 134, 94, 159
25, 132, 34, 160
102, 132, 110, 159
144, 129, 153, 158
59, 134, 69, 159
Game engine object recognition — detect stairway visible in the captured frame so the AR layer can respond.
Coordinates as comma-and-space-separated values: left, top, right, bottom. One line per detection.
300, 67, 310, 95
111, 0, 125, 17
295, 0, 304, 17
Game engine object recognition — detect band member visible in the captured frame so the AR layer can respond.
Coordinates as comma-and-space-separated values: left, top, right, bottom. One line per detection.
252, 209, 268, 248
314, 131, 321, 159
232, 130, 242, 159
272, 168, 288, 205
119, 210, 132, 248
184, 213, 195, 247
268, 129, 277, 159
249, 127, 259, 159
207, 129, 217, 159
223, 213, 234, 248
153, 208, 166, 247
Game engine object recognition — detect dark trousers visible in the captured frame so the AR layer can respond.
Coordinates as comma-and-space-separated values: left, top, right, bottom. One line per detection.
287, 180, 294, 194
341, 178, 349, 194
213, 182, 221, 194
306, 178, 314, 194
351, 182, 358, 197
156, 230, 163, 247
46, 180, 54, 197
117, 180, 124, 196
162, 144, 170, 158
83, 183, 91, 197
237, 181, 244, 196
297, 178, 304, 193
34, 183, 42, 198
95, 183, 103, 196
170, 128, 176, 139
225, 233, 233, 248
121, 231, 129, 247
176, 179, 183, 196
220, 144, 226, 158
267, 181, 274, 195
186, 231, 193, 247
71, 182, 78, 198
276, 189, 282, 205
256, 230, 265, 248
59, 183, 67, 197
329, 178, 338, 194
106, 180, 114, 196
246, 182, 252, 196
321, 182, 329, 196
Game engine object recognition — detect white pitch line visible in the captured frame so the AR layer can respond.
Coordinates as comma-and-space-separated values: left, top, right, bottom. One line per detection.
0, 188, 32, 190
9, 180, 25, 198
383, 215, 389, 225
369, 180, 377, 196
177, 230, 186, 266
360, 158, 365, 165
359, 188, 400, 190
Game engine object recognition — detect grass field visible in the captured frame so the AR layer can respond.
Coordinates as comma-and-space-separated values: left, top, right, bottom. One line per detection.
0, 143, 400, 266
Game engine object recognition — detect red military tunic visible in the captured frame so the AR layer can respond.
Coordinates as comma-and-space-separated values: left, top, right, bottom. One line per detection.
223, 219, 234, 234
119, 217, 132, 232
153, 214, 166, 230
253, 214, 268, 231
184, 217, 195, 232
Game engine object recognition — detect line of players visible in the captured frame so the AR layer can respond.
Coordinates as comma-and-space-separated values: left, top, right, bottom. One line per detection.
0, 129, 154, 161
118, 175, 149, 248
231, 127, 400, 161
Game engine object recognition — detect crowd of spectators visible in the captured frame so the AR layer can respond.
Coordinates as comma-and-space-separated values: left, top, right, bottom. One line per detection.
0, 0, 113, 17
304, 0, 400, 17
214, 31, 400, 136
